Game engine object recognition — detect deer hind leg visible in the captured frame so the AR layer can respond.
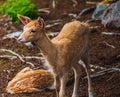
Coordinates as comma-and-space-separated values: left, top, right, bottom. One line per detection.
80, 53, 94, 97
72, 64, 81, 97
54, 75, 60, 97
59, 73, 68, 97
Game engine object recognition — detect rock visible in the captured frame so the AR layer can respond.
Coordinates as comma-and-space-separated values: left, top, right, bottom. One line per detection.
101, 0, 120, 28
92, 4, 109, 20
6, 31, 33, 46
6, 31, 22, 39
6, 67, 54, 94
25, 42, 33, 47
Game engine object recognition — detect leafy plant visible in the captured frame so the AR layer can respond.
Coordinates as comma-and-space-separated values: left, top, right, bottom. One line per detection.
0, 0, 38, 23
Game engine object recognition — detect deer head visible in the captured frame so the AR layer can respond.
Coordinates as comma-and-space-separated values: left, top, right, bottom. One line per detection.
17, 14, 45, 43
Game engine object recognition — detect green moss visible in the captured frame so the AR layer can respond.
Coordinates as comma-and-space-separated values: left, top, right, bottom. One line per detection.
14, 48, 27, 54
0, 60, 25, 72
0, 0, 38, 23
0, 60, 12, 71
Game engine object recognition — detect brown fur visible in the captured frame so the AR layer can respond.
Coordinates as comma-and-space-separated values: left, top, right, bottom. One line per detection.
6, 67, 53, 94
17, 15, 94, 97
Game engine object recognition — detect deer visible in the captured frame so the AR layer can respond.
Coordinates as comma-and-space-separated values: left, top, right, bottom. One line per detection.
6, 67, 54, 94
17, 14, 94, 97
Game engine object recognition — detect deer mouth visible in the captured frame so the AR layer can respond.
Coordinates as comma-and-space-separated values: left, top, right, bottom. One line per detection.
17, 37, 26, 43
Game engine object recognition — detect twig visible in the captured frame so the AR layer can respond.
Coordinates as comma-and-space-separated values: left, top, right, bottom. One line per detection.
0, 55, 44, 60
46, 22, 61, 29
1, 49, 25, 62
90, 64, 105, 70
77, 6, 96, 18
83, 67, 120, 79
25, 62, 35, 67
38, 8, 50, 14
0, 55, 17, 60
71, 0, 78, 6
103, 41, 116, 49
86, 1, 99, 5
52, 0, 56, 9
0, 49, 35, 67
68, 13, 77, 18
47, 32, 59, 38
23, 56, 43, 60
112, 67, 120, 72
102, 32, 120, 36
46, 19, 62, 24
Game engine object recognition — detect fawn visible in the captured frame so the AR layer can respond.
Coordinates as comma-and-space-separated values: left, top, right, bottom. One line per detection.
17, 14, 94, 97
6, 67, 53, 94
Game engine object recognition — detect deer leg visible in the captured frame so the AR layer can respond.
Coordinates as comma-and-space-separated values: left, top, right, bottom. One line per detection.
81, 54, 94, 97
54, 75, 60, 97
59, 73, 68, 97
85, 65, 93, 97
72, 65, 81, 97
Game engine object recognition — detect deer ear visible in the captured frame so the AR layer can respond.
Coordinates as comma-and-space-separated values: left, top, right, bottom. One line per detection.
37, 17, 45, 28
17, 14, 31, 25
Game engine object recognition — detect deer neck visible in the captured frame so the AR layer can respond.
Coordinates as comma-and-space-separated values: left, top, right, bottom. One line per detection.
35, 30, 56, 60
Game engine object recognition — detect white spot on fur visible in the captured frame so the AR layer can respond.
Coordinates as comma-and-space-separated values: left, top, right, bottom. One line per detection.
7, 88, 11, 93
44, 60, 54, 74
7, 88, 15, 94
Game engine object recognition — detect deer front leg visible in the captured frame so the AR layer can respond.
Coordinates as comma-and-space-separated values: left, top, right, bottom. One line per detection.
59, 73, 68, 97
81, 54, 94, 97
54, 75, 60, 97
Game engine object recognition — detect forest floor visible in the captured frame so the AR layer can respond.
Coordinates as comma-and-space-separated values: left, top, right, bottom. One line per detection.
0, 0, 120, 97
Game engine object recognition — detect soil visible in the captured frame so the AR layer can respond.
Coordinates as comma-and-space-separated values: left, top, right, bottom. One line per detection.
0, 0, 120, 97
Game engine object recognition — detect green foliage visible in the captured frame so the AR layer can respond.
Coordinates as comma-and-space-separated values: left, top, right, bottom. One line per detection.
0, 0, 38, 23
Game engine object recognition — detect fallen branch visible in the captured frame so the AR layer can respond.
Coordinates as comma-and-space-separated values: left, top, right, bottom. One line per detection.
112, 67, 120, 72
38, 8, 50, 14
0, 55, 45, 60
103, 41, 116, 49
47, 32, 59, 39
102, 32, 120, 36
83, 67, 120, 79
86, 1, 99, 5
77, 6, 96, 18
0, 49, 35, 67
90, 64, 105, 70
68, 13, 77, 18
46, 22, 61, 29
0, 55, 17, 60
46, 19, 62, 24
1, 49, 25, 62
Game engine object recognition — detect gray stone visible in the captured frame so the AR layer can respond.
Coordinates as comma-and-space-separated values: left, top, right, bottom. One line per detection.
6, 31, 22, 38
101, 0, 120, 28
92, 4, 109, 20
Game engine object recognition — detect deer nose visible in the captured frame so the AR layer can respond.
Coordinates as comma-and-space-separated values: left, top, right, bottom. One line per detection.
17, 37, 26, 43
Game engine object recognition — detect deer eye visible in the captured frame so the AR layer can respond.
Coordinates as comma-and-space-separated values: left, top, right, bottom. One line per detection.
31, 29, 36, 33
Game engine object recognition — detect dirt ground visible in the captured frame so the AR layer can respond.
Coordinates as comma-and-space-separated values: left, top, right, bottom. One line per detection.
0, 0, 120, 97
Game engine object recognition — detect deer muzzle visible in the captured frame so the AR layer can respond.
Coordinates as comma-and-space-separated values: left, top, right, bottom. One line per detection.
17, 37, 26, 43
